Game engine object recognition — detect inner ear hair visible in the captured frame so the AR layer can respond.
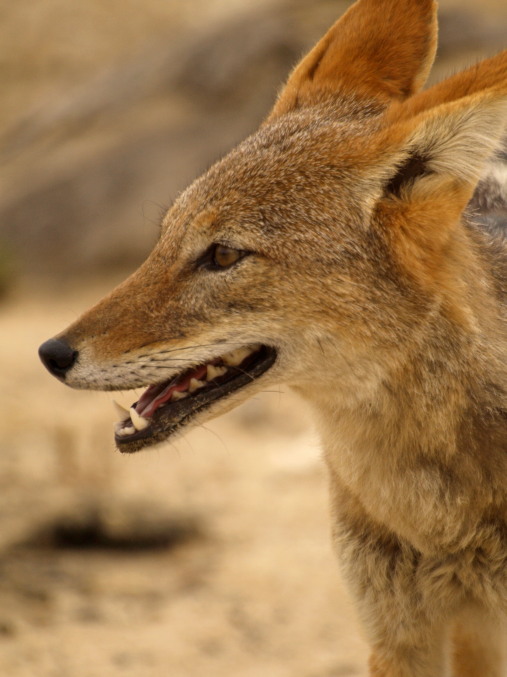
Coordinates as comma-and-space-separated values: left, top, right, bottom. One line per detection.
385, 153, 431, 198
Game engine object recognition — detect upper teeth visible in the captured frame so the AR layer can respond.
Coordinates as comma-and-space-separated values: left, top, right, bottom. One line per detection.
189, 378, 205, 393
223, 346, 256, 366
206, 364, 227, 380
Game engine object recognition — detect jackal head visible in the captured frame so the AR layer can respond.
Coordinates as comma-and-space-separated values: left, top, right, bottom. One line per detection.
39, 0, 507, 453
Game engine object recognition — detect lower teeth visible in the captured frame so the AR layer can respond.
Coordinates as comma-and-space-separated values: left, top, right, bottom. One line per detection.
117, 425, 136, 437
130, 407, 150, 431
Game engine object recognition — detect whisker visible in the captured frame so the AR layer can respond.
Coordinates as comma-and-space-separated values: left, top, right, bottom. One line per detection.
199, 424, 229, 452
174, 433, 195, 456
227, 366, 256, 383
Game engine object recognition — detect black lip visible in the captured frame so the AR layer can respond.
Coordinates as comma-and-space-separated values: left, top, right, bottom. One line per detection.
115, 345, 277, 453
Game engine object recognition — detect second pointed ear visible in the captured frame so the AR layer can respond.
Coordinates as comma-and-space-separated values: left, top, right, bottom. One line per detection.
379, 91, 507, 207
268, 0, 437, 121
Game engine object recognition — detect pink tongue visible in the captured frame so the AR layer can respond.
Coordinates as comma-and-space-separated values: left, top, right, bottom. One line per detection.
136, 364, 208, 418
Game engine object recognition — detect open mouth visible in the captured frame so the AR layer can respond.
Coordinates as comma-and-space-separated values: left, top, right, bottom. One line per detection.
114, 344, 277, 453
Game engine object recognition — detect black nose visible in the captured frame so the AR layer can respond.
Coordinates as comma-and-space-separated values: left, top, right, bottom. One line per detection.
38, 338, 78, 379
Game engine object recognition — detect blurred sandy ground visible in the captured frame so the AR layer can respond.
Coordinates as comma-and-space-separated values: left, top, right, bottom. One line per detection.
0, 1, 506, 676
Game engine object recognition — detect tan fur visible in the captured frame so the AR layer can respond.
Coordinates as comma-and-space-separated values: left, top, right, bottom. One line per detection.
452, 607, 506, 677
388, 51, 507, 124
40, 0, 507, 674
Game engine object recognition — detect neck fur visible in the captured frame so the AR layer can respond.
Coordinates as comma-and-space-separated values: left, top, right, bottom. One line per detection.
295, 289, 507, 553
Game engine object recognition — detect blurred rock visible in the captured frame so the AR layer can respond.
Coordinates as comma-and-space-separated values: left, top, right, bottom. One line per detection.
21, 495, 204, 551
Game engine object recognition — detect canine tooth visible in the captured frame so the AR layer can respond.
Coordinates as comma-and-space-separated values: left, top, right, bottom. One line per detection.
223, 347, 253, 367
206, 364, 227, 380
171, 390, 187, 401
113, 400, 130, 421
130, 407, 150, 431
189, 378, 205, 393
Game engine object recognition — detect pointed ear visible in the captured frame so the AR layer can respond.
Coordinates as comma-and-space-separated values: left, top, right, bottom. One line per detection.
373, 92, 507, 314
267, 0, 437, 122
379, 91, 507, 210
387, 50, 507, 124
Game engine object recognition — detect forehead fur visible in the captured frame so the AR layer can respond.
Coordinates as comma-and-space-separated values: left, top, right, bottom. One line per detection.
164, 103, 383, 255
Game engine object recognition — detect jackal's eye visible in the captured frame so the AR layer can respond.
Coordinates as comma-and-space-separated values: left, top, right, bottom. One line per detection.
197, 243, 249, 271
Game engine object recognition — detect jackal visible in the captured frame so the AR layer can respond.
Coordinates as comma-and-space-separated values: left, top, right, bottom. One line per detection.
39, 0, 507, 673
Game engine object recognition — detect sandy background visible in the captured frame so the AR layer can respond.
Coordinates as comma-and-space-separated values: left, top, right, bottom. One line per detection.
1, 1, 506, 675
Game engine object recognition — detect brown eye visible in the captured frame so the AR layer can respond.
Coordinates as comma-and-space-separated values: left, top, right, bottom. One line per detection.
213, 244, 242, 268
196, 243, 250, 271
